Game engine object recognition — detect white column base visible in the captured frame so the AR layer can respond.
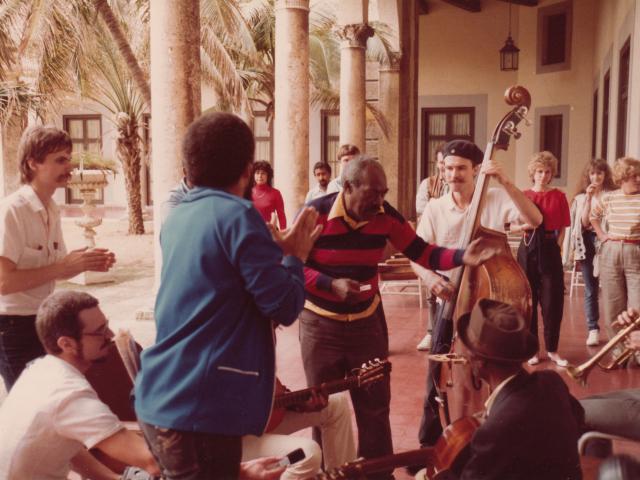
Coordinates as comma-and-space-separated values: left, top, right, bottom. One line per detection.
134, 306, 155, 321
68, 270, 115, 286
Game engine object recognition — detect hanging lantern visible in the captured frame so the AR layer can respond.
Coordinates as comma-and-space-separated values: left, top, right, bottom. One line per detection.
500, 35, 520, 71
500, 1, 520, 71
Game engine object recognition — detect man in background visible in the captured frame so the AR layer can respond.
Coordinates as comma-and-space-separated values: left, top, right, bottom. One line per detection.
305, 161, 332, 203
326, 144, 360, 194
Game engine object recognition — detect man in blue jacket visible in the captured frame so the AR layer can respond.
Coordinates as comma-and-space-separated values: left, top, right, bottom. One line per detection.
135, 112, 321, 479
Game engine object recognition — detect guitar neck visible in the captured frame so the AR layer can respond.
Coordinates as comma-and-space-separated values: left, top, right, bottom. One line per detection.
274, 376, 360, 409
318, 448, 436, 478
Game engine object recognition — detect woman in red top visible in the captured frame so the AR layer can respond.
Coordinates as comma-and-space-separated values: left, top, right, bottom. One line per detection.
251, 160, 287, 229
516, 151, 571, 367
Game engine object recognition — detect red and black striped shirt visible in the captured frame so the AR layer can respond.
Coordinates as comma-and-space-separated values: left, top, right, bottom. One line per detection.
304, 192, 464, 320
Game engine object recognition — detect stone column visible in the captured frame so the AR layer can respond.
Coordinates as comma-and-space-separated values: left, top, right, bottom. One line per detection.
149, 0, 201, 284
274, 0, 309, 221
337, 23, 373, 150
378, 53, 401, 209
397, 2, 419, 219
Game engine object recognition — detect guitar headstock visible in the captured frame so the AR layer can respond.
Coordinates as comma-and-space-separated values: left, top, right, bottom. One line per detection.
491, 85, 531, 151
351, 358, 392, 388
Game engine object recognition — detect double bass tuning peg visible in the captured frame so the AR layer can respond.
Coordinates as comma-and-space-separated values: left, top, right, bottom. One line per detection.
502, 123, 521, 139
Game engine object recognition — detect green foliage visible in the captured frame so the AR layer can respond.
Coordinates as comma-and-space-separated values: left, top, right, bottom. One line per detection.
70, 150, 118, 174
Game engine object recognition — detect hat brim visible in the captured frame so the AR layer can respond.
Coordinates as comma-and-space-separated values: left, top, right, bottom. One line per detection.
457, 312, 538, 363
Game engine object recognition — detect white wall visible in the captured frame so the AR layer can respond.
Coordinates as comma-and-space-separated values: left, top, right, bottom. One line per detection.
418, 0, 604, 196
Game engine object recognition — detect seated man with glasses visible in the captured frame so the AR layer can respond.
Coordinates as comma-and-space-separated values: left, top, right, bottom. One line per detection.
0, 290, 160, 480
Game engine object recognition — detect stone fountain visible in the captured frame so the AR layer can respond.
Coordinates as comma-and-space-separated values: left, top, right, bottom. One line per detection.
67, 169, 114, 285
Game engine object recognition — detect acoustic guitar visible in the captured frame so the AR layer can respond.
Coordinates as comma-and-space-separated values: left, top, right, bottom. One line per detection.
266, 359, 391, 432
313, 416, 480, 479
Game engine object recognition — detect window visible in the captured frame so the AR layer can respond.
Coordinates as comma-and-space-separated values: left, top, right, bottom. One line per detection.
616, 38, 631, 159
63, 115, 103, 204
534, 105, 570, 185
540, 115, 563, 178
601, 70, 610, 159
321, 110, 340, 176
537, 1, 572, 74
421, 107, 474, 177
592, 89, 598, 158
253, 112, 272, 163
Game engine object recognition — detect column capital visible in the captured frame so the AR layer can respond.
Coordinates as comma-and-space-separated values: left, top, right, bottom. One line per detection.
275, 0, 309, 12
380, 51, 401, 72
336, 23, 374, 48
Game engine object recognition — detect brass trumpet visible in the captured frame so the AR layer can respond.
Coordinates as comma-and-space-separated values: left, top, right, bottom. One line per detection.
566, 314, 640, 386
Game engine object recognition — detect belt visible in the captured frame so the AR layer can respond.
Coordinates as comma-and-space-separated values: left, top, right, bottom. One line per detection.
525, 230, 558, 240
609, 238, 640, 244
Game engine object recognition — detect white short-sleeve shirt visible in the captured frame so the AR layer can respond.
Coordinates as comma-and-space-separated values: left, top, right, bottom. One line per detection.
417, 187, 521, 247
0, 355, 123, 480
0, 185, 67, 315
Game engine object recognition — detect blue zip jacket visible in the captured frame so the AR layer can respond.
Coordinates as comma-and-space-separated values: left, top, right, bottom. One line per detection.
134, 187, 305, 435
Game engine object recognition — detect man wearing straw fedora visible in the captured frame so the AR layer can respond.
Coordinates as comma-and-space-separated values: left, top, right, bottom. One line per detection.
450, 298, 584, 480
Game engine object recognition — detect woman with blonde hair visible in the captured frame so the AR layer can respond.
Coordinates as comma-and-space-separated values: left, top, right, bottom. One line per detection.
590, 157, 640, 342
516, 151, 571, 367
569, 159, 616, 346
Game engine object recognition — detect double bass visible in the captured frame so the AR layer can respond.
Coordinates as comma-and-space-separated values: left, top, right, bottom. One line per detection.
429, 85, 533, 425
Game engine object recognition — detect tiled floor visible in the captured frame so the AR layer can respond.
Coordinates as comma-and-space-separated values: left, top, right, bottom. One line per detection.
275, 285, 640, 479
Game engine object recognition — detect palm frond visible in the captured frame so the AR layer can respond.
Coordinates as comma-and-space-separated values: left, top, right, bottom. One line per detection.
201, 0, 256, 55
366, 21, 396, 65
0, 81, 44, 123
200, 25, 253, 115
0, 0, 24, 79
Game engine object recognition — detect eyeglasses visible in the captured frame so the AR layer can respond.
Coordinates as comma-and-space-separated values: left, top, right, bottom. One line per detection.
81, 322, 110, 337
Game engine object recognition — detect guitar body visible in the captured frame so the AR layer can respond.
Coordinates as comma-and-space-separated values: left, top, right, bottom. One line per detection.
265, 378, 287, 432
314, 416, 480, 479
440, 227, 531, 423
266, 359, 391, 433
428, 416, 481, 478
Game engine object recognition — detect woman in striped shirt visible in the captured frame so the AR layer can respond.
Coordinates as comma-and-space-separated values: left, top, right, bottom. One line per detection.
569, 159, 616, 346
590, 157, 640, 342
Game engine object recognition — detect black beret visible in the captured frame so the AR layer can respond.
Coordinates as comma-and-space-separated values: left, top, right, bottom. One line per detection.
442, 140, 484, 166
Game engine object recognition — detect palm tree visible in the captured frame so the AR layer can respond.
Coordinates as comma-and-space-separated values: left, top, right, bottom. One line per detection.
79, 2, 148, 234
204, 0, 392, 135
92, 0, 151, 108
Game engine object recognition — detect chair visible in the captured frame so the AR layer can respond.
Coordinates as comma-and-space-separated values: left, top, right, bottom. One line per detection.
378, 254, 425, 308
579, 431, 640, 456
114, 329, 141, 383
570, 260, 585, 298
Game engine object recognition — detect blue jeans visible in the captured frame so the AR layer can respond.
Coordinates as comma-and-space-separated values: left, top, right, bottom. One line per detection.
139, 422, 242, 480
0, 315, 45, 391
581, 231, 600, 331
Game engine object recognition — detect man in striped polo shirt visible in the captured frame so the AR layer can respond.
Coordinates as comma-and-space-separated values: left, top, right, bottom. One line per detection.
299, 156, 494, 478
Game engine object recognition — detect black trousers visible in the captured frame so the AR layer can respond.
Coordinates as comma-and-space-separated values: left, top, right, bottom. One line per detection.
518, 239, 565, 352
139, 422, 242, 480
299, 306, 393, 480
0, 315, 45, 391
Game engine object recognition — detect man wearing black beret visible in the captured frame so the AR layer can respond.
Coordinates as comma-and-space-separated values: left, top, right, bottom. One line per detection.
411, 138, 543, 449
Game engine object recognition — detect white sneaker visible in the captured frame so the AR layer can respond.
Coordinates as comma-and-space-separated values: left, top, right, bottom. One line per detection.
547, 352, 568, 367
586, 329, 600, 346
527, 355, 540, 366
417, 333, 432, 351
414, 468, 428, 480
